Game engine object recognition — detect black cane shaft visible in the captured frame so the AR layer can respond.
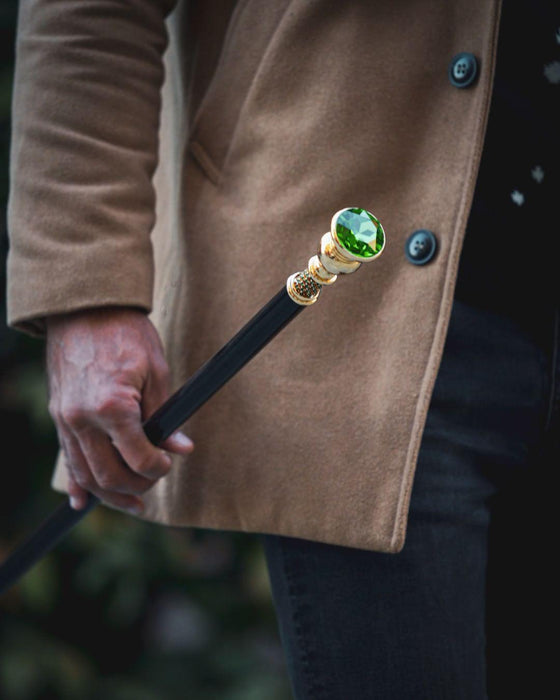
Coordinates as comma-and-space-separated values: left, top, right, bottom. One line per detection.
144, 287, 303, 444
0, 496, 100, 594
0, 288, 303, 595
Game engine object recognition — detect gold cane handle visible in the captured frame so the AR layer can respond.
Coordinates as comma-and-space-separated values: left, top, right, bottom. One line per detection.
287, 207, 386, 305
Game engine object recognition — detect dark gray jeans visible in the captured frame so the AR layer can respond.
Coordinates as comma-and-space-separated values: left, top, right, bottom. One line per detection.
262, 299, 558, 699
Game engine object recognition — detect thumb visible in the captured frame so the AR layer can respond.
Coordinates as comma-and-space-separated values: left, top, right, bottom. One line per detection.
160, 430, 195, 455
141, 367, 194, 455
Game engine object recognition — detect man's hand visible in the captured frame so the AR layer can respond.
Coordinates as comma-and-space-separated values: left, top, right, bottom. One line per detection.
46, 307, 194, 514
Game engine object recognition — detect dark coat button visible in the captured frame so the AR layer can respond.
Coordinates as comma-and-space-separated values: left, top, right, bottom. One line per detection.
448, 52, 478, 88
405, 230, 438, 265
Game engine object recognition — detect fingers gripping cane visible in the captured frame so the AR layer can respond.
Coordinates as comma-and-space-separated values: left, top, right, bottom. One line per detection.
0, 208, 386, 595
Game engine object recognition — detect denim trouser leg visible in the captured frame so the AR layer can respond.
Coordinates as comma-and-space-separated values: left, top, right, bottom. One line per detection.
261, 299, 557, 700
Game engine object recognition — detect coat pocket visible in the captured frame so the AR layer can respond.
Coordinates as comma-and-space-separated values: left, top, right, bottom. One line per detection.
187, 0, 292, 184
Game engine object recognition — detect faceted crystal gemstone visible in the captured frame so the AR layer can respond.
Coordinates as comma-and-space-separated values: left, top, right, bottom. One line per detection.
334, 208, 385, 258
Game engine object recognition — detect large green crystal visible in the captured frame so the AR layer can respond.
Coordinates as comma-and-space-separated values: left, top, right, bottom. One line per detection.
335, 208, 384, 258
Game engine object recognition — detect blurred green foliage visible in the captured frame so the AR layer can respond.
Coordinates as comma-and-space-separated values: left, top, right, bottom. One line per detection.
0, 3, 291, 698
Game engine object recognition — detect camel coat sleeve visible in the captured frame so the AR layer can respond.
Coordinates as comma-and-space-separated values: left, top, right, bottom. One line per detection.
7, 0, 177, 336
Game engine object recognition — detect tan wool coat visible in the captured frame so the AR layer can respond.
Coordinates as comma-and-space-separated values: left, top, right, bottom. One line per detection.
7, 0, 502, 552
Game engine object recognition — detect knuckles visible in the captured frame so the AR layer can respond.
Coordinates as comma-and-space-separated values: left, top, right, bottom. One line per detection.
59, 404, 89, 428
92, 393, 136, 421
47, 399, 61, 422
96, 472, 125, 492
56, 393, 138, 430
71, 463, 152, 496
96, 473, 151, 495
132, 453, 170, 480
74, 472, 95, 491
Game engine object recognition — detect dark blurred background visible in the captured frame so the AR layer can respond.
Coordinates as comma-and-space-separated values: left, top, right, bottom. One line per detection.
0, 3, 290, 698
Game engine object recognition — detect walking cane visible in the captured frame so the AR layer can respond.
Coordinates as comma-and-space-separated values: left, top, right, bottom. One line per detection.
0, 207, 385, 595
